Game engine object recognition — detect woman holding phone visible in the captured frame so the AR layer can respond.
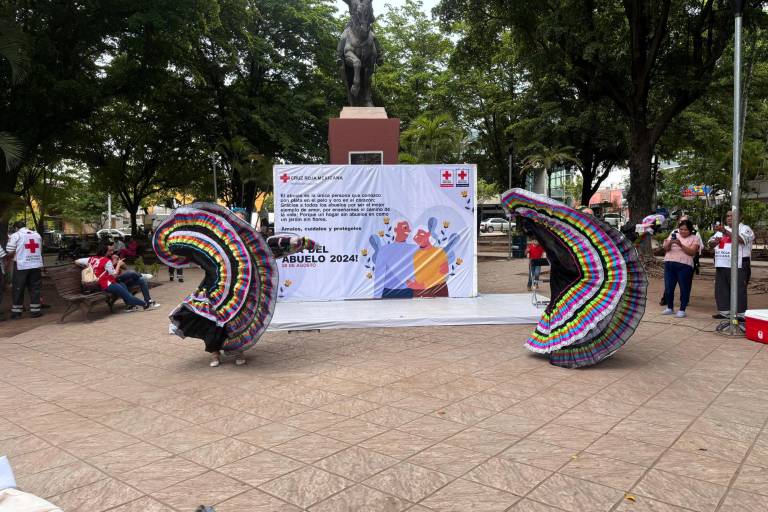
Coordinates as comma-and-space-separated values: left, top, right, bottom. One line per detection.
661, 219, 700, 318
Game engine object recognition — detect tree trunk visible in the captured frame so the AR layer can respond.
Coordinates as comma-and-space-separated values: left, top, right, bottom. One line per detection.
127, 204, 139, 237
626, 131, 654, 225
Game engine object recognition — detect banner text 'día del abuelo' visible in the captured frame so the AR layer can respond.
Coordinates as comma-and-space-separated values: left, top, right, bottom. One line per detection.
274, 165, 477, 301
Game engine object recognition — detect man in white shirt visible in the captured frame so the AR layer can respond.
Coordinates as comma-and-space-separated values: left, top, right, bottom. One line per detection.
5, 221, 44, 319
708, 211, 754, 319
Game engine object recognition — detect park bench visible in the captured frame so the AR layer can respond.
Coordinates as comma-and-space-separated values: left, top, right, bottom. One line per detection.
47, 264, 114, 323
47, 264, 160, 323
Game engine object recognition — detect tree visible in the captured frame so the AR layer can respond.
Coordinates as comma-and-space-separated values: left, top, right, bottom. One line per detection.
521, 145, 581, 197
374, 0, 455, 126
437, 0, 765, 222
400, 113, 463, 163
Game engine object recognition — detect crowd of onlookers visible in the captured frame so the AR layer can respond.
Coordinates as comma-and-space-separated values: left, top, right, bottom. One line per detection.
661, 210, 753, 320
0, 222, 159, 321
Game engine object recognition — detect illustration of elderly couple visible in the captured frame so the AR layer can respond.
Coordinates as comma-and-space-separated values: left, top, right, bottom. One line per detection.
373, 220, 451, 299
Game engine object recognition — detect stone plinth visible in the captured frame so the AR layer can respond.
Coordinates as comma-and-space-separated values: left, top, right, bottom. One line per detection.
329, 108, 400, 165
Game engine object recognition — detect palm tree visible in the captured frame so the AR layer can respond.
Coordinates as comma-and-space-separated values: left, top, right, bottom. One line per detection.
522, 145, 581, 198
400, 113, 463, 164
0, 17, 29, 171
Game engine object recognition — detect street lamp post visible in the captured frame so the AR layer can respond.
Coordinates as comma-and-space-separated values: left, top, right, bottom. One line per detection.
728, 0, 745, 335
211, 154, 218, 202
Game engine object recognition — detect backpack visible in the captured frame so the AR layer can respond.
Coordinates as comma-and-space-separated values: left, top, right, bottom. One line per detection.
81, 258, 102, 292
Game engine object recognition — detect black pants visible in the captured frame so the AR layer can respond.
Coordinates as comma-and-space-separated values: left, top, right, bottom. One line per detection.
169, 267, 184, 279
715, 267, 748, 316
743, 257, 751, 286
12, 268, 42, 315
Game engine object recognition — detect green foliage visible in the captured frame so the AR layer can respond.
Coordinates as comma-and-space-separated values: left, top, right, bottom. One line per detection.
400, 113, 463, 163
477, 178, 500, 202
133, 256, 146, 274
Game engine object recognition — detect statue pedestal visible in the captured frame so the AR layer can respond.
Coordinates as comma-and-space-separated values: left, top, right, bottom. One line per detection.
328, 107, 400, 164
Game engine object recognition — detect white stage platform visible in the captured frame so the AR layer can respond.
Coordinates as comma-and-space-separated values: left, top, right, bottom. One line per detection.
268, 293, 543, 331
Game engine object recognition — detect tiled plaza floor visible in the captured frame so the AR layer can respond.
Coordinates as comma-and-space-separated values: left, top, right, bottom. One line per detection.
1, 260, 768, 511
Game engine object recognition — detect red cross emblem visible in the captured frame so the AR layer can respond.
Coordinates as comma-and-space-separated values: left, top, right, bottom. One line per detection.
24, 239, 40, 253
442, 170, 452, 180
458, 170, 468, 180
280, 173, 290, 183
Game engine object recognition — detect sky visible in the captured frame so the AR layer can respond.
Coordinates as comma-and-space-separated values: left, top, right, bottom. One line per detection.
333, 0, 440, 17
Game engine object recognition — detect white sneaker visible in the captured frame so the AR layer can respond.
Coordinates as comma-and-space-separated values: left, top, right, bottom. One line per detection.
662, 308, 674, 315
233, 350, 246, 366
142, 273, 153, 281
675, 311, 687, 318
209, 353, 221, 367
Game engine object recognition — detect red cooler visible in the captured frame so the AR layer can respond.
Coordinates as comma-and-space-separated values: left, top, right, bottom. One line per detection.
745, 310, 768, 344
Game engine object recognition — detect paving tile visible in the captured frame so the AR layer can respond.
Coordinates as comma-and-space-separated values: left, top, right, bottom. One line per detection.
560, 452, 646, 490
317, 418, 388, 444
215, 488, 302, 512
235, 422, 307, 448
407, 442, 488, 477
88, 441, 172, 475
610, 419, 684, 447
106, 496, 176, 512
315, 445, 398, 481
744, 433, 768, 468
528, 473, 623, 512
119, 455, 208, 493
633, 469, 727, 512
499, 439, 576, 471
98, 406, 191, 439
15, 460, 107, 498
357, 406, 424, 428
613, 495, 694, 511
151, 470, 250, 510
529, 423, 602, 450
508, 500, 568, 512
466, 457, 551, 495
586, 434, 666, 466
7, 445, 77, 475
0, 434, 50, 458
719, 488, 768, 512
391, 394, 452, 414
476, 413, 547, 437
687, 416, 760, 444
552, 409, 621, 433
283, 409, 348, 431
365, 462, 453, 502
733, 465, 768, 496
218, 450, 304, 487
361, 430, 436, 459
654, 449, 739, 486
431, 402, 495, 425
181, 437, 261, 468
671, 431, 750, 464
442, 427, 518, 457
59, 430, 138, 459
272, 433, 349, 463
399, 416, 467, 442
309, 484, 411, 512
419, 478, 518, 512
201, 412, 271, 436
48, 477, 143, 512
150, 424, 225, 454
259, 465, 352, 508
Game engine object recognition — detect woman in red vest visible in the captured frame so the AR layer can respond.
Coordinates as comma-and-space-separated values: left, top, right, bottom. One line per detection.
75, 244, 153, 312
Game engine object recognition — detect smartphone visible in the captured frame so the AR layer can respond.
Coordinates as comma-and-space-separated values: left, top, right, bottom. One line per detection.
671, 233, 677, 240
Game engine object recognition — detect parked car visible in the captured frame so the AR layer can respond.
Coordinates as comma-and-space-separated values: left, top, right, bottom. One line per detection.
603, 213, 624, 229
96, 228, 129, 240
480, 217, 514, 233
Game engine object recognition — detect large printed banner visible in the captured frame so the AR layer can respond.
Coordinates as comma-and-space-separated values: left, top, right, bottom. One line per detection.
274, 165, 477, 301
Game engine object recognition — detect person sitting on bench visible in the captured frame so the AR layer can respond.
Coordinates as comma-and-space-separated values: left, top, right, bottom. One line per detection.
75, 243, 159, 312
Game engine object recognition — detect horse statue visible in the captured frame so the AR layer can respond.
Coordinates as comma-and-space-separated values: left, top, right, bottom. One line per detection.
337, 0, 383, 107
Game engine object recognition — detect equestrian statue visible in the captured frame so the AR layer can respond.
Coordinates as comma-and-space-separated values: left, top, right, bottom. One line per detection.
337, 0, 383, 107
